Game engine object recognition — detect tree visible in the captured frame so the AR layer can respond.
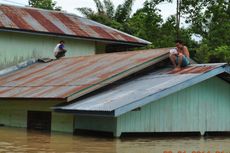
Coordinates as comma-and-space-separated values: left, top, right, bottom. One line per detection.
181, 0, 229, 38
180, 0, 230, 63
128, 0, 194, 49
114, 0, 134, 23
29, 0, 61, 11
76, 0, 134, 31
128, 0, 163, 48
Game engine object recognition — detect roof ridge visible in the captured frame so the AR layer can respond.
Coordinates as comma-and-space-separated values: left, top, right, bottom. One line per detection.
61, 47, 171, 59
190, 63, 227, 66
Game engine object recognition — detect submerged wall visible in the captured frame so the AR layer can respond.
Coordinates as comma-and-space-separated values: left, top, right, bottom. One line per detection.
0, 99, 74, 133
0, 31, 106, 69
74, 116, 117, 136
72, 77, 230, 137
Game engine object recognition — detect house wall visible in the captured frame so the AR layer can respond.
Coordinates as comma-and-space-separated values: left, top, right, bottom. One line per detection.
0, 31, 106, 69
95, 42, 106, 54
117, 77, 230, 136
0, 99, 74, 133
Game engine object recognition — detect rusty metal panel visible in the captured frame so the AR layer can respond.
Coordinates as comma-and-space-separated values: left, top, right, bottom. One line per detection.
54, 64, 227, 114
0, 4, 150, 45
0, 48, 169, 100
168, 64, 219, 74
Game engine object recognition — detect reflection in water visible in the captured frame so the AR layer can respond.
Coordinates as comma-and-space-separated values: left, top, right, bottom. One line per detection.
0, 127, 230, 153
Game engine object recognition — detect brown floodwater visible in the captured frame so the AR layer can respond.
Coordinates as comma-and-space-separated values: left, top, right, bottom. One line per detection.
0, 127, 230, 153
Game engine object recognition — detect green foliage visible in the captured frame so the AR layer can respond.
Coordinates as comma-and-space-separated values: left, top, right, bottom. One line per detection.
114, 0, 134, 23
128, 0, 184, 48
76, 0, 134, 32
211, 46, 230, 63
207, 18, 230, 49
103, 0, 114, 18
180, 0, 210, 36
181, 0, 230, 63
180, 1, 229, 38
77, 7, 94, 17
195, 45, 230, 64
194, 43, 210, 63
157, 16, 177, 47
127, 1, 163, 42
29, 0, 61, 10
93, 0, 104, 14
76, 0, 230, 63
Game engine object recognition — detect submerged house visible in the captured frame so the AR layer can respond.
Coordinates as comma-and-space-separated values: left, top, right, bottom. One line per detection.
0, 4, 149, 68
0, 48, 229, 137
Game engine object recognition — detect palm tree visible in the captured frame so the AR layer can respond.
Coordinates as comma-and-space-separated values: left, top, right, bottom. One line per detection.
76, 0, 134, 24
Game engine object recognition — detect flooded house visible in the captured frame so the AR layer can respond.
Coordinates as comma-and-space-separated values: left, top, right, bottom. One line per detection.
0, 4, 149, 69
0, 48, 229, 137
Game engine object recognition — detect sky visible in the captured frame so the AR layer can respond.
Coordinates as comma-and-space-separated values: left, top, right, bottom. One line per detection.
0, 0, 177, 20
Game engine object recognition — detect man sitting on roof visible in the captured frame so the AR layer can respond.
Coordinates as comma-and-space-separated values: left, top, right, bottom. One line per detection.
169, 40, 190, 71
53, 40, 67, 59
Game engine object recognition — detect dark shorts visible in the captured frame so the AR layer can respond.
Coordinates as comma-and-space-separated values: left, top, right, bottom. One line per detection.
55, 50, 66, 59
176, 55, 190, 67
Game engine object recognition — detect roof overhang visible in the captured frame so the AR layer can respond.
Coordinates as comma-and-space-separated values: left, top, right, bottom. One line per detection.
225, 65, 230, 74
54, 109, 115, 117
0, 28, 150, 47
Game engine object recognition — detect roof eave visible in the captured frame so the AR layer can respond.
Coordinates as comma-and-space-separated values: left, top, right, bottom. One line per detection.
0, 28, 150, 47
54, 109, 115, 117
225, 65, 230, 74
0, 97, 67, 102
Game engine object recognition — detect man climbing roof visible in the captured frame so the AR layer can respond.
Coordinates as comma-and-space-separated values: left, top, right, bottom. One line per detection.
53, 40, 67, 59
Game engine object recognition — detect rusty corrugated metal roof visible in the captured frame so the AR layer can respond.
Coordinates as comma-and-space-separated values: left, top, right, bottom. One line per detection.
0, 48, 169, 101
168, 65, 218, 74
0, 4, 150, 45
54, 64, 229, 116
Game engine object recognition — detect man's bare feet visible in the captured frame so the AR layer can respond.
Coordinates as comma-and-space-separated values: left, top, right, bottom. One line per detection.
168, 67, 182, 74
172, 67, 181, 72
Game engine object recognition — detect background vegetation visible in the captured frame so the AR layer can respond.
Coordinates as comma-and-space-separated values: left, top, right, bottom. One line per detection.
29, 0, 230, 63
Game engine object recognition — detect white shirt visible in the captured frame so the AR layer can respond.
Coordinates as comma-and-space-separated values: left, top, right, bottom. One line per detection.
170, 48, 178, 54
53, 43, 61, 55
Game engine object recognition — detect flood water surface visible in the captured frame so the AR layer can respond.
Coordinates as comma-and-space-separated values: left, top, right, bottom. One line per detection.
0, 127, 230, 153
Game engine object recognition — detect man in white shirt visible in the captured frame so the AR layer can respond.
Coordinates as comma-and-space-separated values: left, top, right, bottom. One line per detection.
53, 40, 67, 59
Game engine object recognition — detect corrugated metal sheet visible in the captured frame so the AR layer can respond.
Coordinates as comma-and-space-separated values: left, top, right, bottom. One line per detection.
55, 63, 228, 114
0, 48, 169, 100
116, 76, 230, 135
0, 4, 150, 45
